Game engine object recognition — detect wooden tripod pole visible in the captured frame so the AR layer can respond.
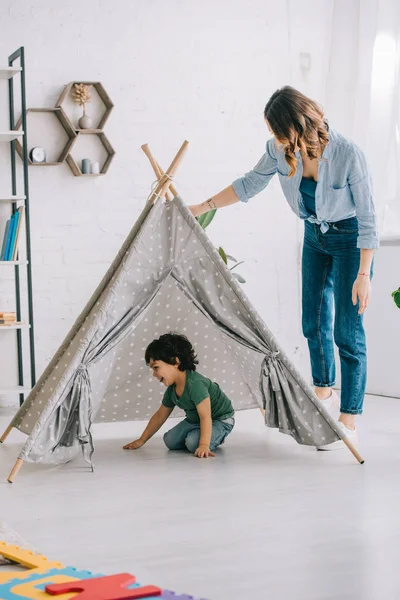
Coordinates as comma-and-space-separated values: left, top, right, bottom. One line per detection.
146, 141, 188, 204
342, 437, 364, 464
141, 144, 178, 201
7, 458, 24, 483
141, 144, 174, 201
0, 424, 13, 444
258, 404, 363, 464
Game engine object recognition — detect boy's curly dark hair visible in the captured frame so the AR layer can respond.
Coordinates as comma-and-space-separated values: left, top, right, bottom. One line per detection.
145, 333, 199, 372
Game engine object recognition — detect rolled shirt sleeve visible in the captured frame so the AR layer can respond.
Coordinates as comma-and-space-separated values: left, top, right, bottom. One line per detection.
348, 145, 380, 249
232, 138, 278, 203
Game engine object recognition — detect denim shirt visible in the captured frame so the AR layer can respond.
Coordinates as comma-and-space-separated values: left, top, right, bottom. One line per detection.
232, 127, 379, 249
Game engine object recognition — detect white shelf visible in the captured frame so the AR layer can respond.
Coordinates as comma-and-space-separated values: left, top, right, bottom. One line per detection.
0, 386, 30, 394
0, 196, 25, 204
0, 261, 28, 265
0, 131, 24, 143
0, 323, 30, 330
0, 67, 21, 80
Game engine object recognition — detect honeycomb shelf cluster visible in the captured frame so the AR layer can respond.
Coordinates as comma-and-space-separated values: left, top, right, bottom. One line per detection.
15, 81, 115, 176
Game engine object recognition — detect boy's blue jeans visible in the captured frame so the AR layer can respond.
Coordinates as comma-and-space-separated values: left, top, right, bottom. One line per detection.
302, 217, 373, 415
163, 418, 234, 453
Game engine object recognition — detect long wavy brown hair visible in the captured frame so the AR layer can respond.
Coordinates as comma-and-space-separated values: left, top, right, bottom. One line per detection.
264, 86, 329, 177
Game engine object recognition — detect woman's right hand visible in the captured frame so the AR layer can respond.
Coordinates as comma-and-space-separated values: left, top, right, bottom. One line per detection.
123, 438, 145, 450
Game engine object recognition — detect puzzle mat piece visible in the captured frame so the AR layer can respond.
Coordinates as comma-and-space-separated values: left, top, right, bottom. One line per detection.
0, 542, 64, 586
41, 576, 207, 600
2, 567, 208, 600
45, 574, 161, 599
41, 576, 159, 594
0, 566, 100, 600
36, 571, 161, 599
41, 575, 150, 597
0, 542, 63, 574
0, 564, 65, 586
0, 527, 36, 554
0, 541, 208, 600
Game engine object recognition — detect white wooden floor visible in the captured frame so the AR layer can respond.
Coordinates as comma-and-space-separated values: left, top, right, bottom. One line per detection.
1, 394, 400, 600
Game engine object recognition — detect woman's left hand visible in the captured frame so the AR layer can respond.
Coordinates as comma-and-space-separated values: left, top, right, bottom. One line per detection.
352, 275, 371, 315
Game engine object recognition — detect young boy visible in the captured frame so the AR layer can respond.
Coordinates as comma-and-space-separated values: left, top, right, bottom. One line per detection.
123, 333, 235, 458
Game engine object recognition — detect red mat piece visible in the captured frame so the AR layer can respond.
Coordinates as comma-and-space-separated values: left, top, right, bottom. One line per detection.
45, 573, 161, 599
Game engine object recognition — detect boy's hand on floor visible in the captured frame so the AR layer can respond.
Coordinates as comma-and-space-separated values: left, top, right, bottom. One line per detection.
123, 439, 145, 450
194, 444, 215, 458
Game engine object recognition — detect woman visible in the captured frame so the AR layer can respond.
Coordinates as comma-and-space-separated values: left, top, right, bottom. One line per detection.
189, 86, 379, 449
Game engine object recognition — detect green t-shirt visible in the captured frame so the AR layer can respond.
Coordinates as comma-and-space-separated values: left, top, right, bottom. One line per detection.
162, 370, 234, 424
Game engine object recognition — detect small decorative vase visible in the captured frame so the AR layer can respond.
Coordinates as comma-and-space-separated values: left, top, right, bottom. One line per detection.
81, 158, 92, 174
78, 114, 93, 129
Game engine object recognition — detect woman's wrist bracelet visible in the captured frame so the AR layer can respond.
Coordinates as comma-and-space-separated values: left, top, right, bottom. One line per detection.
358, 272, 370, 277
206, 197, 217, 210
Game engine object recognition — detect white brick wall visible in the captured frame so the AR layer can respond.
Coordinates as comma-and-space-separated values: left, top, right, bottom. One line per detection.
0, 0, 338, 405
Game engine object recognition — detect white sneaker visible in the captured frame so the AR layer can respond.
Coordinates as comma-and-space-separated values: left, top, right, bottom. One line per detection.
317, 421, 359, 451
318, 389, 340, 420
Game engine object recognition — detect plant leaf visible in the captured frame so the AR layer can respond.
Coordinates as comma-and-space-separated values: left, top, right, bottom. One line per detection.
196, 209, 217, 230
226, 254, 237, 262
218, 246, 228, 264
392, 287, 400, 308
229, 261, 245, 272
232, 272, 246, 283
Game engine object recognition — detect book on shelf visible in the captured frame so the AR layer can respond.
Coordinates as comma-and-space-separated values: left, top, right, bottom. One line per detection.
4, 212, 17, 259
0, 219, 11, 260
12, 205, 25, 260
0, 206, 24, 260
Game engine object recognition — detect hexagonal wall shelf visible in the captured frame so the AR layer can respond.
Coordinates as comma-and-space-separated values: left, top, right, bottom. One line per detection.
66, 131, 115, 176
56, 81, 114, 132
14, 108, 77, 165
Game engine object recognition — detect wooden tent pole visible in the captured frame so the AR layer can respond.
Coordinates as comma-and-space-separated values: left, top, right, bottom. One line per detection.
141, 144, 179, 198
141, 144, 174, 201
258, 405, 363, 464
342, 437, 364, 464
0, 424, 13, 444
141, 144, 176, 201
146, 141, 188, 204
7, 458, 24, 483
155, 160, 177, 201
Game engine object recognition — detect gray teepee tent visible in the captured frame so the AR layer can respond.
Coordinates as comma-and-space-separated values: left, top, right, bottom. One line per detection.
1, 142, 363, 482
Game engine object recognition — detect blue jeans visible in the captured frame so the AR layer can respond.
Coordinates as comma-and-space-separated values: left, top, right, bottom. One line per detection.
163, 418, 235, 453
302, 217, 373, 415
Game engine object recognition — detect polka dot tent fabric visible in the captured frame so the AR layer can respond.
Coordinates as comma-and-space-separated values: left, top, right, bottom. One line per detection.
9, 196, 340, 466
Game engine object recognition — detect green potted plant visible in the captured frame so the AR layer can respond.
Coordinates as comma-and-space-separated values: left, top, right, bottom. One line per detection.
392, 287, 400, 308
196, 210, 246, 283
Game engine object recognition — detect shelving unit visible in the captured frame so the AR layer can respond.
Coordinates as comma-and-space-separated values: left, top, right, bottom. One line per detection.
0, 323, 30, 329
0, 195, 26, 204
56, 81, 114, 130
0, 386, 31, 394
0, 47, 36, 406
66, 131, 115, 176
57, 80, 115, 176
14, 107, 77, 166
0, 131, 24, 142
0, 67, 21, 79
